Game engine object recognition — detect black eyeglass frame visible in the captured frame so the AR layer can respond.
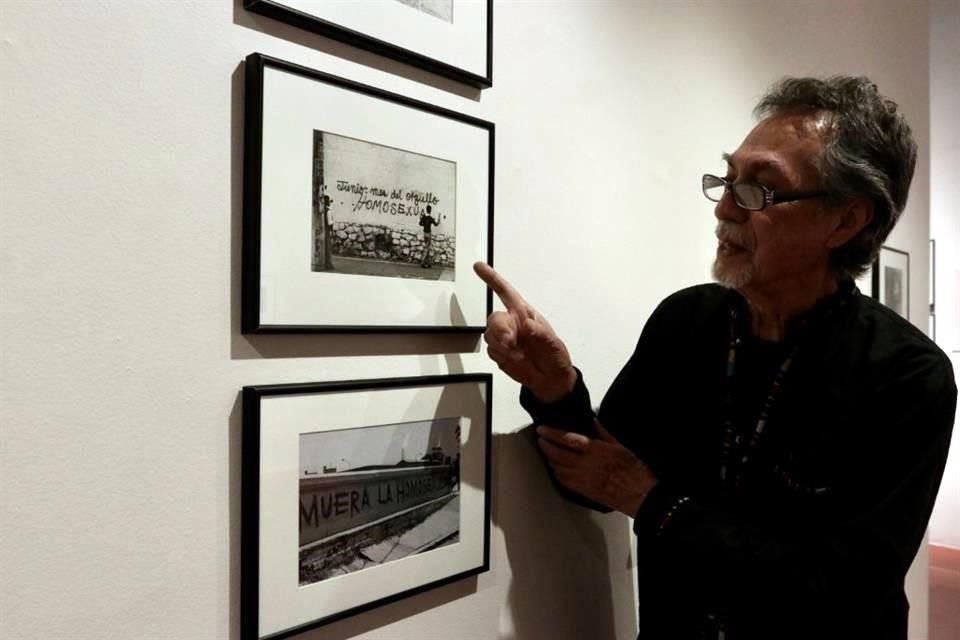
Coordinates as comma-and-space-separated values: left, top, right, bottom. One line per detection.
702, 174, 829, 211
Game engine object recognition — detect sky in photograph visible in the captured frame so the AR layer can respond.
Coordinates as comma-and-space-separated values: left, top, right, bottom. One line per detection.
300, 417, 460, 476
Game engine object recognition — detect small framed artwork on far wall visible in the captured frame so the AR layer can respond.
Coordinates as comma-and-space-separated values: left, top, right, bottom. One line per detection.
855, 263, 873, 298
874, 245, 910, 320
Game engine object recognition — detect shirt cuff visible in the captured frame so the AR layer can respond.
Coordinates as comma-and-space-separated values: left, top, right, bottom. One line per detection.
633, 483, 692, 541
519, 368, 595, 432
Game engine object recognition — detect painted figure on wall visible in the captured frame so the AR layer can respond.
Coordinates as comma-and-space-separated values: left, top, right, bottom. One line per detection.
312, 129, 335, 272
312, 190, 334, 272
420, 205, 440, 268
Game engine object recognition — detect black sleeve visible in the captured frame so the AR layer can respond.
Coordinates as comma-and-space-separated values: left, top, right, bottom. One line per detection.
518, 369, 611, 512
632, 354, 956, 632
517, 293, 684, 512
519, 368, 596, 433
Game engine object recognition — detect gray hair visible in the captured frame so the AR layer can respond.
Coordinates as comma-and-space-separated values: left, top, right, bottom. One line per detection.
754, 76, 917, 279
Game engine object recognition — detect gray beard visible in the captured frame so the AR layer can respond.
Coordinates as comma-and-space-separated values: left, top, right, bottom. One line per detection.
712, 257, 754, 289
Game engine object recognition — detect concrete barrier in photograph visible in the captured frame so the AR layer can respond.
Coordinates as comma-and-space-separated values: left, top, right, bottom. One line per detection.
299, 465, 456, 547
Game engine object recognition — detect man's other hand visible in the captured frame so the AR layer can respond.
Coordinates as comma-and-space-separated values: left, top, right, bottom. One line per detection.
536, 421, 659, 516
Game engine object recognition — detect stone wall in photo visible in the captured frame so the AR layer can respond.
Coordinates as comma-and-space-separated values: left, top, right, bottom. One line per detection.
331, 221, 455, 268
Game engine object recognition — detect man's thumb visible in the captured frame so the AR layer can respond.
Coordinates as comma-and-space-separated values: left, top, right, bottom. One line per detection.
594, 420, 619, 444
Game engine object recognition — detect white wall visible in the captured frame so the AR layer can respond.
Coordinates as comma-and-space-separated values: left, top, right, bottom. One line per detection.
0, 1, 934, 639
929, 0, 960, 551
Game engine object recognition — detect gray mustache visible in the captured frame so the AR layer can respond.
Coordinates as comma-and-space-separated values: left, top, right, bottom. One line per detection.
715, 222, 752, 249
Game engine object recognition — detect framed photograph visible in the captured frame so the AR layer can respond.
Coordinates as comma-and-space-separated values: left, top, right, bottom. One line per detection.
855, 263, 873, 298
244, 0, 492, 88
874, 245, 910, 320
242, 373, 492, 640
243, 53, 494, 333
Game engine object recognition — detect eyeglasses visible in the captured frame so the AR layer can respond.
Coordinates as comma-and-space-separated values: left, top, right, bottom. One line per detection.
702, 174, 829, 211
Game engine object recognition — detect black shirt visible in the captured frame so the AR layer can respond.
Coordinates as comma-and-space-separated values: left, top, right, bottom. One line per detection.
521, 283, 956, 640
419, 214, 439, 233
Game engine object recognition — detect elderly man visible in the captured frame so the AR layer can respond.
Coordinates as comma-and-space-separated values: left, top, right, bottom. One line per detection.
476, 77, 955, 639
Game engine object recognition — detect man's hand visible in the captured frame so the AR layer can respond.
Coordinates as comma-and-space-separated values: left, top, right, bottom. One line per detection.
537, 420, 658, 516
473, 262, 577, 402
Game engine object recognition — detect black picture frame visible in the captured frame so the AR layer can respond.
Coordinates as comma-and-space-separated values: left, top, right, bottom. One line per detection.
242, 373, 492, 640
873, 245, 910, 320
242, 53, 495, 333
244, 0, 493, 89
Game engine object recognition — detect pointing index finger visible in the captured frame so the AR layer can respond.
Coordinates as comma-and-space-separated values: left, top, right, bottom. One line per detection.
473, 262, 529, 314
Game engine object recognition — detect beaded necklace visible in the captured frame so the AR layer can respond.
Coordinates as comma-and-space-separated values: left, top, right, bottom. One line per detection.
719, 305, 803, 488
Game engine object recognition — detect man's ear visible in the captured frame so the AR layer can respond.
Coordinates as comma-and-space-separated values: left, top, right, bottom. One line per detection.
826, 199, 874, 249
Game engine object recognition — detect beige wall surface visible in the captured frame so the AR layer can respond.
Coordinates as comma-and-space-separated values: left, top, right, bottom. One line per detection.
929, 0, 960, 553
0, 1, 933, 639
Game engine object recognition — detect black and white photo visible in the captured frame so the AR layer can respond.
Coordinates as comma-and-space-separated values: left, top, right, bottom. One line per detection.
299, 417, 461, 585
394, 0, 453, 23
312, 131, 456, 281
855, 263, 873, 298
884, 266, 905, 316
876, 245, 910, 320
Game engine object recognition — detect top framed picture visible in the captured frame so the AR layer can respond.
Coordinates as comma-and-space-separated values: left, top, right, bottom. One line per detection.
244, 0, 493, 89
242, 53, 494, 333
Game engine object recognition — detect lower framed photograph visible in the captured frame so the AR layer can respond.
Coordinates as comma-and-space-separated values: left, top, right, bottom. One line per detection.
874, 245, 910, 320
242, 373, 492, 640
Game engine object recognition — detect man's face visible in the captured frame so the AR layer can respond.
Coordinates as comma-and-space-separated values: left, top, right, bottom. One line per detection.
713, 113, 839, 297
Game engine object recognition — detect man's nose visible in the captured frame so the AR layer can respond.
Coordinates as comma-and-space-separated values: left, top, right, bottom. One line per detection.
714, 189, 750, 223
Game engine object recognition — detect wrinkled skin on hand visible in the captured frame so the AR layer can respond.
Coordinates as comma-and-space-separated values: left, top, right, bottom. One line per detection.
474, 263, 658, 513
473, 262, 577, 402
537, 420, 659, 516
